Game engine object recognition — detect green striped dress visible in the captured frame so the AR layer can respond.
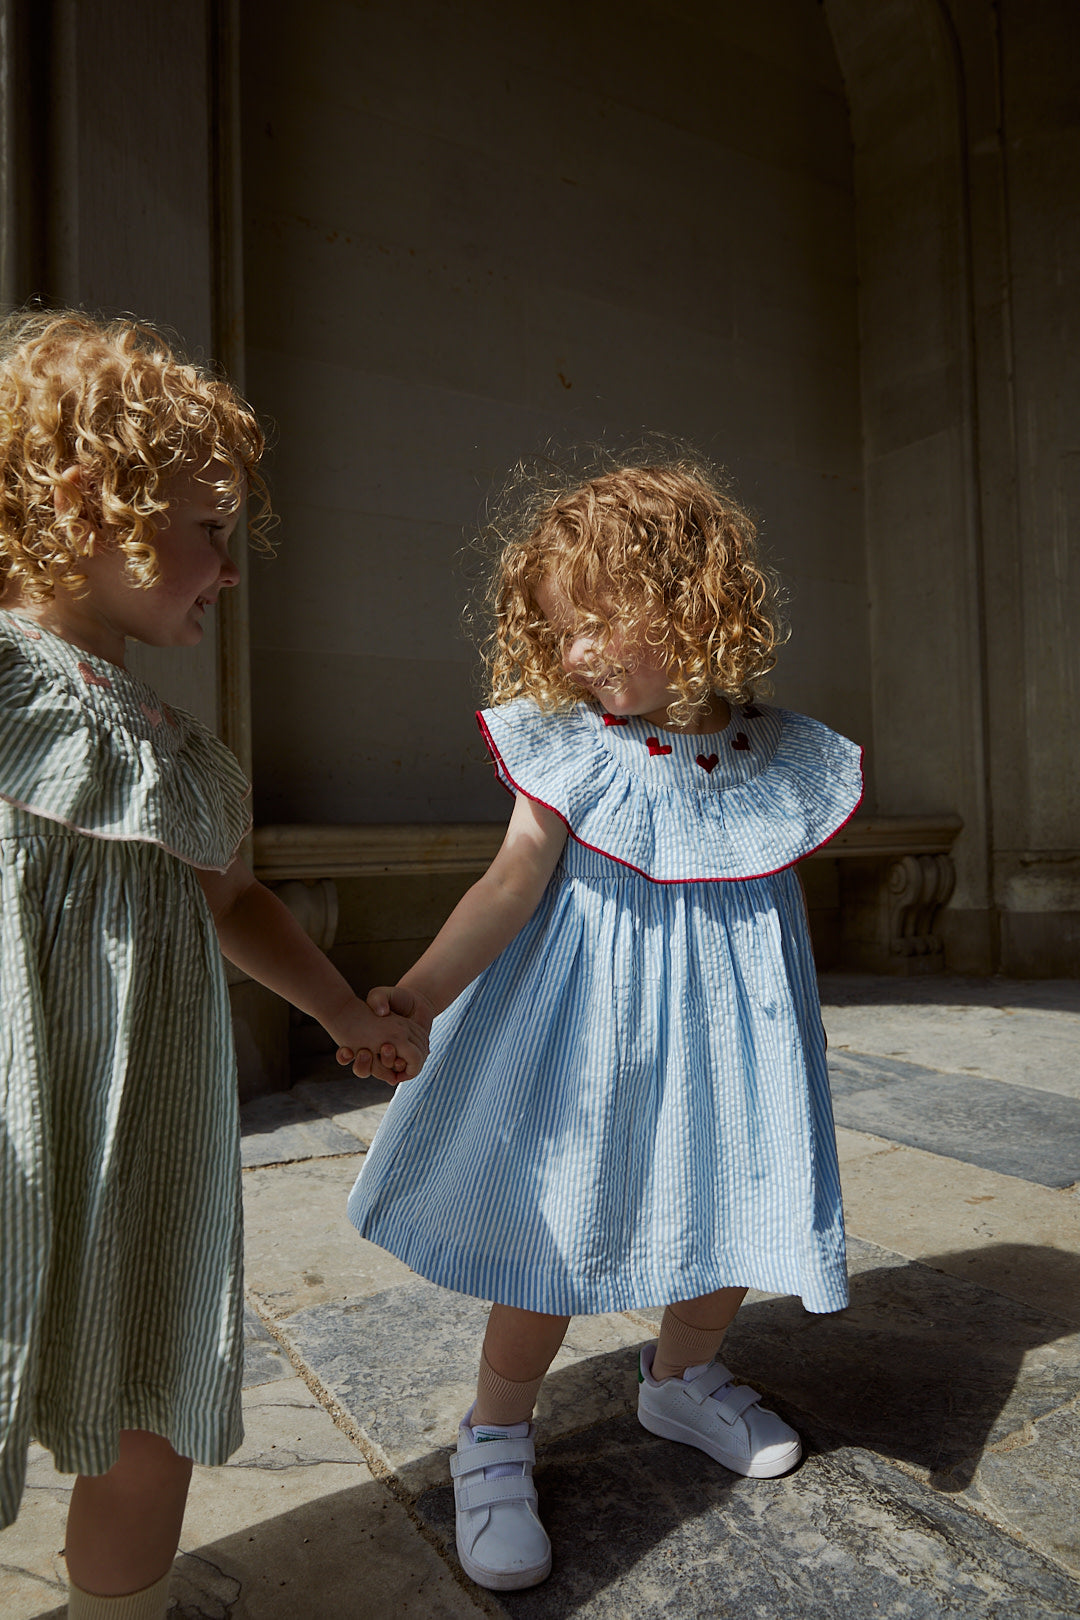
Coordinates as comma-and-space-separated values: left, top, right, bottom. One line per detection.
0, 610, 251, 1527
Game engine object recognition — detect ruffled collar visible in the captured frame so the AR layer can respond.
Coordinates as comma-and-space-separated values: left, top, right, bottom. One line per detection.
478, 696, 863, 883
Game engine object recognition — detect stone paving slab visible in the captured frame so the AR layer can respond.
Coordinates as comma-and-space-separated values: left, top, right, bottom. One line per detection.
835, 1128, 1080, 1325
242, 1303, 294, 1387
0, 1304, 487, 1620
265, 1238, 1080, 1581
820, 975, 1080, 1100
240, 1091, 364, 1168
827, 1052, 1080, 1187
277, 1278, 649, 1496
242, 1155, 414, 1315
719, 1237, 1079, 1499
415, 1414, 1080, 1619
175, 1372, 484, 1620
0, 1444, 71, 1617
293, 1070, 392, 1147
967, 1399, 1080, 1579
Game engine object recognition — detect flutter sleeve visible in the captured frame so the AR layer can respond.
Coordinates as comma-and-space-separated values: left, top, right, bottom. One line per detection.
0, 614, 250, 872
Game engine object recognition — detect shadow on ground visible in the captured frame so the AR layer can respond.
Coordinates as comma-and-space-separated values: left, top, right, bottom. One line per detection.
23, 1243, 1080, 1619
817, 974, 1080, 1013
725, 1240, 1080, 1491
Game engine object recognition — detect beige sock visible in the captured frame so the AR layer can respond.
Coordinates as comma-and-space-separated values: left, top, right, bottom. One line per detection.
653, 1307, 728, 1381
473, 1349, 546, 1426
67, 1570, 171, 1620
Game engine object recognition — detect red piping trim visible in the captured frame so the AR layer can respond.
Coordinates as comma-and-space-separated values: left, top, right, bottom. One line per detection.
476, 711, 865, 886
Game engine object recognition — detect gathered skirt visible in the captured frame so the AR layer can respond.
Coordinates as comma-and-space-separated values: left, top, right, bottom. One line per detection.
348, 840, 847, 1317
0, 806, 244, 1527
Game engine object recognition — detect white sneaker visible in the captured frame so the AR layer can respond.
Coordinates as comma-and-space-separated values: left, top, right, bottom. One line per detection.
637, 1342, 802, 1477
450, 1408, 552, 1590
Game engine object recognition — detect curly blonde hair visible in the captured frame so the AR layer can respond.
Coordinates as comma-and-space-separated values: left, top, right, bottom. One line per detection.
483, 452, 785, 728
0, 307, 272, 603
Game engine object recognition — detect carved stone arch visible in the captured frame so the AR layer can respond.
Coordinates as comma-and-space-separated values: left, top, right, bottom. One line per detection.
822, 0, 992, 959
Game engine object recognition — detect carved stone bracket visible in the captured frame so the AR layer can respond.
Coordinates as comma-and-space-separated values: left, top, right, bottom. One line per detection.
886, 853, 956, 958
837, 834, 961, 976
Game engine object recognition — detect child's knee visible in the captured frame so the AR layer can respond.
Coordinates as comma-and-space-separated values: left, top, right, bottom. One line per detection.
108, 1431, 192, 1494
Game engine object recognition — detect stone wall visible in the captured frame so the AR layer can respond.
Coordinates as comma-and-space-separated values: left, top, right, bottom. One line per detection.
824, 0, 1080, 973
239, 0, 870, 824
3, 0, 1077, 975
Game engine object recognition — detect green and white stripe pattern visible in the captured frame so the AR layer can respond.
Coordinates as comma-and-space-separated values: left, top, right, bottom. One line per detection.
0, 613, 250, 1527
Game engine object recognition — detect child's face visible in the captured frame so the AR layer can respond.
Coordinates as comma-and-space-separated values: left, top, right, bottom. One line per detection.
534, 577, 679, 726
71, 459, 241, 661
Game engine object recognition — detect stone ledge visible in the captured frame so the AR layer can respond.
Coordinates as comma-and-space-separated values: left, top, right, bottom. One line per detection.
253, 822, 507, 880
252, 814, 965, 881
825, 813, 962, 858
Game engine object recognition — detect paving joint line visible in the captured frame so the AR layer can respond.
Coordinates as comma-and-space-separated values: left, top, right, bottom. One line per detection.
244, 1288, 397, 1484
243, 1289, 496, 1616
984, 1390, 1080, 1454
846, 1440, 1080, 1586
240, 1147, 369, 1173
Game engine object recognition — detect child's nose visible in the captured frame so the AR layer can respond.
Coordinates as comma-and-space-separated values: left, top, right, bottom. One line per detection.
219, 552, 241, 588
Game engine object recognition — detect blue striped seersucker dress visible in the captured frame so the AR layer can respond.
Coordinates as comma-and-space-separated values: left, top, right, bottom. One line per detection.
0, 611, 251, 1528
348, 697, 863, 1317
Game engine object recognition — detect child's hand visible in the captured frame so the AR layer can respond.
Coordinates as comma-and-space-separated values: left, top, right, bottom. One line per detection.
366, 983, 436, 1038
331, 996, 428, 1086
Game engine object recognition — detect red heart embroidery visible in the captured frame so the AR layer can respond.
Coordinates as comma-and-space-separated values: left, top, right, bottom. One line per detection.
742, 705, 762, 719
731, 732, 750, 751
16, 621, 41, 640
696, 752, 719, 772
602, 714, 629, 727
140, 703, 163, 727
77, 662, 112, 690
646, 737, 672, 756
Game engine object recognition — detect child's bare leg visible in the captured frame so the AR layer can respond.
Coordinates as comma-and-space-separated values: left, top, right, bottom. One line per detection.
65, 1430, 192, 1600
652, 1286, 748, 1381
473, 1304, 571, 1424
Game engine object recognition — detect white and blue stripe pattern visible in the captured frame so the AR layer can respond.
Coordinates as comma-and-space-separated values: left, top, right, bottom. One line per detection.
349, 699, 861, 1318
480, 699, 862, 883
0, 615, 249, 1528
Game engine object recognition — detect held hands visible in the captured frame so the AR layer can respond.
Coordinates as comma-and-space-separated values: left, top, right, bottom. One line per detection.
335, 983, 436, 1087
331, 992, 430, 1084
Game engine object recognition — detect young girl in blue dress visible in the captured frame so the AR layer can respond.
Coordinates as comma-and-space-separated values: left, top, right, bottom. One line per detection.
347, 457, 863, 1592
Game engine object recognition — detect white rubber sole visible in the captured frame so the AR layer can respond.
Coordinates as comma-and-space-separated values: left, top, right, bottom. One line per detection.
637, 1404, 802, 1478
456, 1532, 552, 1591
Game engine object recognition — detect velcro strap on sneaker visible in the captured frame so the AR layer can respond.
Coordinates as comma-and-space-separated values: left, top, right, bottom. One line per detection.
450, 1437, 535, 1478
454, 1474, 539, 1511
710, 1383, 762, 1425
685, 1360, 738, 1404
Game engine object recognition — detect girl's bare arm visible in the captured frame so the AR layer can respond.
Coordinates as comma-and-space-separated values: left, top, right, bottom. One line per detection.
367, 793, 569, 1030
198, 860, 428, 1080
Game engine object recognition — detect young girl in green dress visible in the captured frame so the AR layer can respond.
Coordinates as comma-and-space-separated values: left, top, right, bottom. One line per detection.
0, 309, 427, 1620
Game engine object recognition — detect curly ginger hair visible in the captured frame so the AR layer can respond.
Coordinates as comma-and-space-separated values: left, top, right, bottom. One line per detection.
0, 307, 272, 603
484, 455, 785, 729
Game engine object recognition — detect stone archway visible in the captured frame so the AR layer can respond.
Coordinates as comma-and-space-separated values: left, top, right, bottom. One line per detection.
823, 0, 994, 970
